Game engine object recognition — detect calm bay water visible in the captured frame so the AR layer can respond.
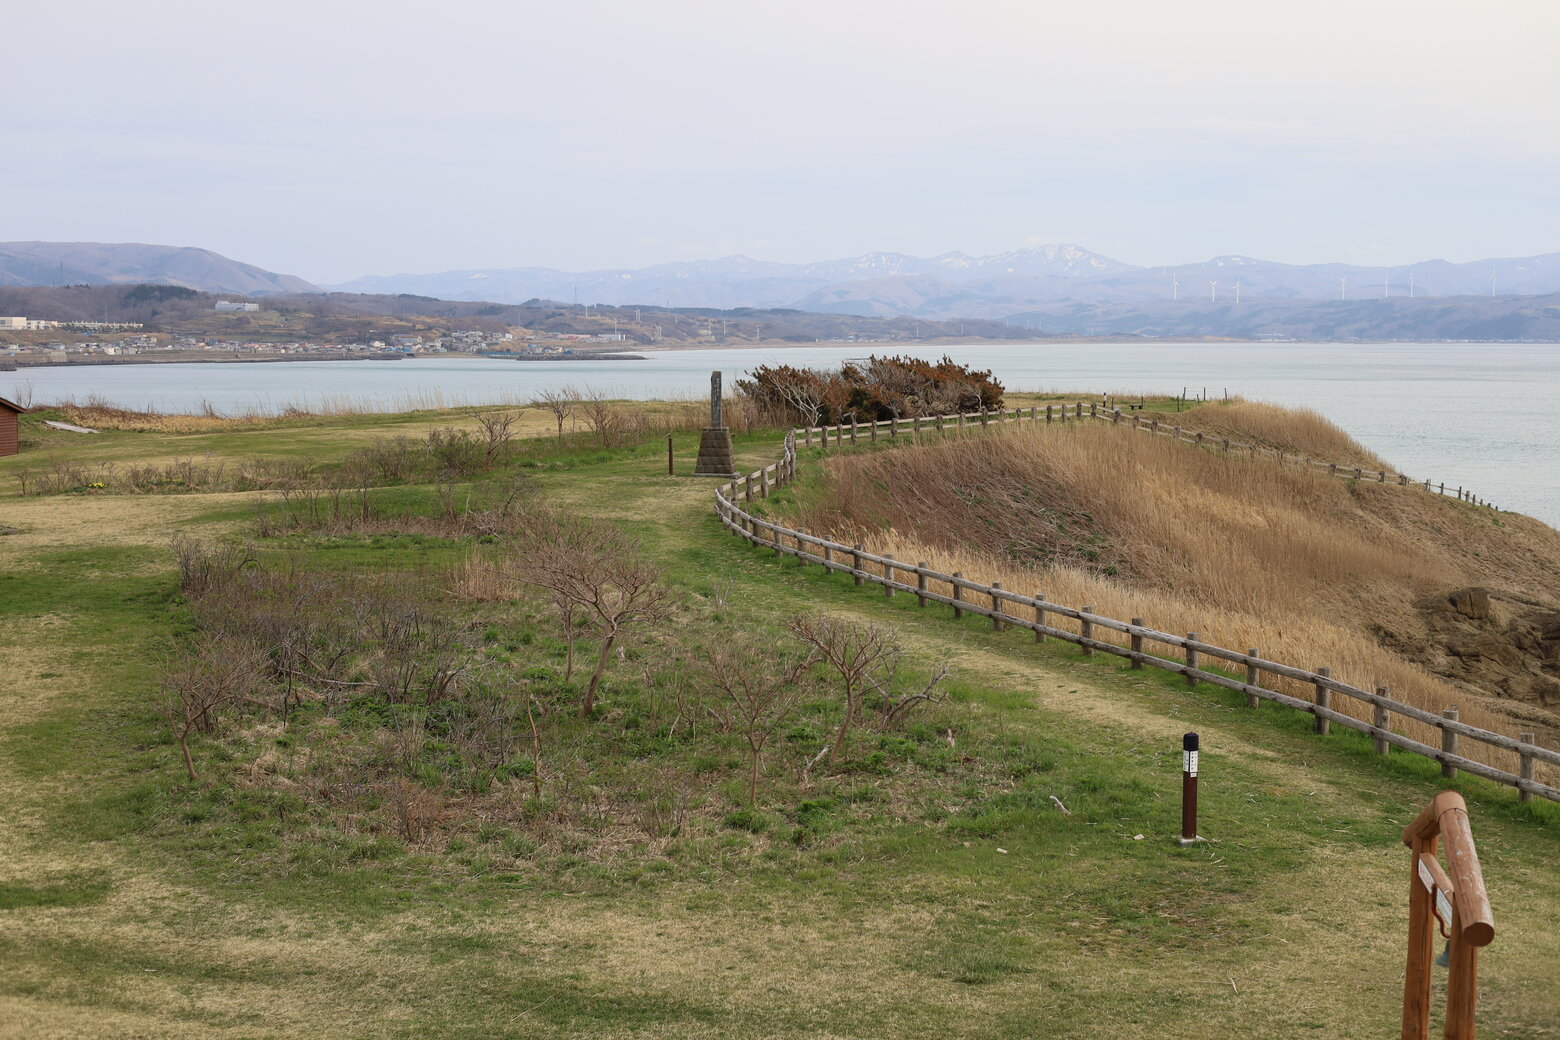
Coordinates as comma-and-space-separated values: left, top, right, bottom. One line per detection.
9, 342, 1560, 526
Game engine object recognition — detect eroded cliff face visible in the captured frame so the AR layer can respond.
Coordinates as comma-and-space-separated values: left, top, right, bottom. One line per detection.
1383, 588, 1560, 731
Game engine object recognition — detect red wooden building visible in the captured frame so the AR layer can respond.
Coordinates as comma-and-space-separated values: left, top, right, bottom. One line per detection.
0, 395, 22, 457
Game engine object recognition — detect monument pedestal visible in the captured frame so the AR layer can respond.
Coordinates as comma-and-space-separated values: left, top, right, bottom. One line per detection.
693, 426, 736, 476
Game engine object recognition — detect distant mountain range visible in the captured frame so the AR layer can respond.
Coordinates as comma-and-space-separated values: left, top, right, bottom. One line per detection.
0, 242, 317, 296
331, 246, 1560, 320
6, 241, 1560, 340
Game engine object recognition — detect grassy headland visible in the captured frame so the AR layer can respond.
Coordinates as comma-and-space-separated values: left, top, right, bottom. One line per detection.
0, 396, 1556, 1039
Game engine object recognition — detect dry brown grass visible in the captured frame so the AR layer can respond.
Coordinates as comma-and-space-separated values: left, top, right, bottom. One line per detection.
1156, 399, 1390, 470
781, 409, 1560, 779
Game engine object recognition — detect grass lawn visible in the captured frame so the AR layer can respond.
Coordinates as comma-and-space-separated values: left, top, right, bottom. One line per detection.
0, 405, 1555, 1039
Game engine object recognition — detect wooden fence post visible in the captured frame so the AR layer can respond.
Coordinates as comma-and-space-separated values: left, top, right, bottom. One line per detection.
1373, 691, 1391, 755
805, 427, 813, 448
951, 573, 964, 618
850, 419, 858, 444
1314, 667, 1331, 734
1442, 707, 1459, 777
821, 541, 832, 573
760, 468, 768, 498
1520, 731, 1537, 803
1079, 607, 1093, 655
916, 564, 928, 607
1130, 619, 1144, 667
870, 420, 878, 443
851, 544, 864, 586
882, 554, 895, 597
991, 582, 1005, 631
1035, 595, 1048, 642
1046, 404, 1053, 424
1245, 649, 1260, 708
1185, 633, 1199, 686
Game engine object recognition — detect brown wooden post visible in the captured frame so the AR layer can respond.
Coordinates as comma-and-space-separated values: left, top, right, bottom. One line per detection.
882, 554, 895, 597
870, 419, 878, 443
1129, 618, 1144, 667
1314, 667, 1332, 735
667, 435, 675, 475
1442, 707, 1459, 778
805, 426, 813, 448
1185, 633, 1199, 686
1079, 607, 1093, 655
759, 467, 768, 498
1402, 825, 1438, 1040
821, 541, 832, 573
890, 417, 898, 439
851, 544, 864, 586
850, 418, 858, 444
1180, 732, 1200, 844
916, 564, 928, 607
1222, 437, 1230, 452
951, 573, 964, 618
1373, 692, 1391, 755
1046, 404, 1053, 424
1330, 463, 1337, 477
1035, 595, 1047, 642
1245, 649, 1260, 708
991, 582, 1005, 631
744, 474, 754, 502
1519, 732, 1536, 804
1355, 467, 1363, 480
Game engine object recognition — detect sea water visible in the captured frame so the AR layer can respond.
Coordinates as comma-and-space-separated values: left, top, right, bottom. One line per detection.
9, 342, 1558, 526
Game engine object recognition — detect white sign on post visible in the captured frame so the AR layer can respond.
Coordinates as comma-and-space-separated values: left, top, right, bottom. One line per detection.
1183, 751, 1198, 777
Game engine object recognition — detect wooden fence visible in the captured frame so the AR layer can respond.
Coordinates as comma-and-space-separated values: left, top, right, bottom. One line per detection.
712, 410, 1556, 804
795, 401, 1499, 509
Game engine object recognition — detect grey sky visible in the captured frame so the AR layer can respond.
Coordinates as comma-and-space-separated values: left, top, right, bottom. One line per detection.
8, 0, 1559, 283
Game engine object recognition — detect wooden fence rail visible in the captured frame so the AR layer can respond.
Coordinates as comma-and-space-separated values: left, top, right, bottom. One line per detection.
713, 420, 1556, 803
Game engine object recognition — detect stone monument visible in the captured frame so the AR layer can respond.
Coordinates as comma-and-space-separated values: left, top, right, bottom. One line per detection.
692, 370, 737, 476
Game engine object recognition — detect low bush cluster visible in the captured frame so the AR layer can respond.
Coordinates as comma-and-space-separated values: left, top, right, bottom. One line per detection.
736, 355, 1003, 426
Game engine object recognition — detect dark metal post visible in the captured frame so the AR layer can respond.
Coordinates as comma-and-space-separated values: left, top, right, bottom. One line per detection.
1179, 732, 1200, 844
667, 435, 674, 475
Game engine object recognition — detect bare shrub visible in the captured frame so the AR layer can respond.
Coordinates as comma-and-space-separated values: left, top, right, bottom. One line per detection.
381, 778, 447, 844
471, 408, 525, 461
171, 535, 256, 596
501, 509, 672, 714
702, 640, 816, 806
161, 638, 267, 780
531, 387, 580, 439
345, 436, 421, 483
786, 614, 900, 765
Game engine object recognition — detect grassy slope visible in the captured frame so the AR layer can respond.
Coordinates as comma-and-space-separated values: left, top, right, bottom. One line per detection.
1, 410, 1557, 1039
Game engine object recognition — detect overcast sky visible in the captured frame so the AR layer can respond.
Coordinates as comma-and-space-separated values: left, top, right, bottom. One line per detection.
7, 0, 1559, 283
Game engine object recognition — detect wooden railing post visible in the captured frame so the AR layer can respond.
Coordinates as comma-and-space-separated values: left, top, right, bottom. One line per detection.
1130, 619, 1144, 667
991, 582, 1005, 631
916, 564, 928, 607
1519, 732, 1536, 803
821, 541, 832, 573
1185, 633, 1199, 686
851, 544, 864, 586
951, 573, 964, 618
1245, 649, 1260, 707
1046, 404, 1053, 424
1314, 667, 1331, 735
1035, 595, 1048, 642
1079, 607, 1093, 655
1442, 707, 1459, 778
882, 554, 895, 597
1374, 691, 1391, 755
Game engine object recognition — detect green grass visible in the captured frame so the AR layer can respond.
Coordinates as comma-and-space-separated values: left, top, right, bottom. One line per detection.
0, 403, 1556, 1039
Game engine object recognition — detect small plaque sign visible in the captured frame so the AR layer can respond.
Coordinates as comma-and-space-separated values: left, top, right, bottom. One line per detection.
1183, 750, 1198, 777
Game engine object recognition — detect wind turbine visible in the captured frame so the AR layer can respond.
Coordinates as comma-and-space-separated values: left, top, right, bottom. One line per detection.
1340, 276, 1347, 300
1209, 280, 1218, 302
1232, 279, 1242, 304
1383, 272, 1390, 298
1171, 272, 1180, 300
1408, 270, 1415, 298
1490, 269, 1498, 297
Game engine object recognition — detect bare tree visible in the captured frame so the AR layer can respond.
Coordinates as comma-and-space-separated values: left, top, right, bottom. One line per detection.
786, 614, 899, 764
703, 641, 817, 806
530, 387, 580, 440
470, 408, 525, 461
503, 510, 672, 714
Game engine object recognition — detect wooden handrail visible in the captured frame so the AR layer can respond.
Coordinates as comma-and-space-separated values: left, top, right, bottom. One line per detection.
1401, 792, 1495, 1040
